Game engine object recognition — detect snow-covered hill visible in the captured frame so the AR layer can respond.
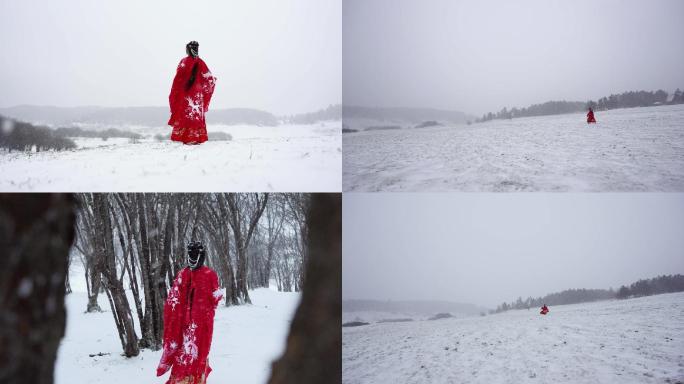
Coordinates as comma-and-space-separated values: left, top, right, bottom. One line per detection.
343, 104, 684, 192
0, 122, 341, 191
56, 287, 299, 384
343, 292, 684, 384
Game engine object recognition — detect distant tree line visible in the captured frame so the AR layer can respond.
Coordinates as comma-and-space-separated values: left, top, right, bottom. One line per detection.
477, 101, 586, 122
588, 89, 669, 111
476, 88, 684, 123
0, 115, 76, 152
54, 126, 142, 140
285, 104, 341, 124
616, 274, 684, 299
0, 115, 160, 152
492, 288, 614, 313
493, 274, 684, 314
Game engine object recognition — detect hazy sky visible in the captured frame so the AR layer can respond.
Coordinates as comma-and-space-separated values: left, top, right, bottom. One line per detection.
0, 0, 341, 115
343, 193, 684, 308
344, 0, 684, 116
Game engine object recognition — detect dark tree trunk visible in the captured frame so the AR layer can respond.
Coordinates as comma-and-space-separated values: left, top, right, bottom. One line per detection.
136, 195, 156, 350
94, 194, 139, 357
65, 254, 72, 294
0, 194, 76, 384
86, 261, 102, 312
235, 245, 251, 304
267, 194, 341, 384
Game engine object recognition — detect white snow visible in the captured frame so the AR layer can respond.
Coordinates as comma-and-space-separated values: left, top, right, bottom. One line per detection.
343, 104, 684, 191
343, 292, 684, 384
1, 122, 341, 192
56, 265, 300, 384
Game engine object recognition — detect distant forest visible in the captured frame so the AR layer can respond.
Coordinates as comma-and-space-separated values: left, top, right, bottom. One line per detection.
285, 104, 341, 124
0, 114, 76, 152
0, 115, 149, 152
492, 274, 684, 314
476, 88, 684, 123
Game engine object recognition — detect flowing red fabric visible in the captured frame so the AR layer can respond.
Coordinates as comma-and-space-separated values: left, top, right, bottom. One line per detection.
540, 306, 549, 315
587, 110, 596, 123
168, 56, 217, 144
157, 266, 223, 384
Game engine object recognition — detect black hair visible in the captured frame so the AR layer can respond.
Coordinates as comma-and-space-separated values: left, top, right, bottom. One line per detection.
186, 62, 199, 90
187, 241, 206, 270
186, 41, 199, 58
185, 41, 200, 90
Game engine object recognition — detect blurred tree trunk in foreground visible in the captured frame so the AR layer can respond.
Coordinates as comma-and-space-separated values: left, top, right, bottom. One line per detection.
267, 193, 341, 384
0, 194, 75, 384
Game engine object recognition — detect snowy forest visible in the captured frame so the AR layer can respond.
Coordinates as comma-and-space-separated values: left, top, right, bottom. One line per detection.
475, 88, 684, 123
0, 193, 341, 384
70, 193, 310, 357
492, 274, 684, 314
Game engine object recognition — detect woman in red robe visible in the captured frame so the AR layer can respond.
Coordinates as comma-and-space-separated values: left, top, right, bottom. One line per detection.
540, 304, 549, 315
168, 41, 217, 144
587, 108, 596, 124
157, 241, 223, 384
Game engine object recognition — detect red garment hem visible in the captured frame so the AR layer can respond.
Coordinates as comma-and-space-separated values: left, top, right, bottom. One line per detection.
171, 136, 208, 145
170, 128, 208, 144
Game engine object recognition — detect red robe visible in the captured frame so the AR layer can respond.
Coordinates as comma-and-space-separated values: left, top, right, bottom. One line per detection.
540, 306, 549, 315
587, 110, 596, 123
157, 266, 223, 384
168, 56, 216, 144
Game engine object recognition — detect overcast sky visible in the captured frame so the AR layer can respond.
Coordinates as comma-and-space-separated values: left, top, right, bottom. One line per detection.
343, 193, 684, 308
344, 0, 684, 116
0, 0, 341, 115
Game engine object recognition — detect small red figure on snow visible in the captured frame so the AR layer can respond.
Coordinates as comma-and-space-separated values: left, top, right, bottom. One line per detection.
157, 241, 222, 384
168, 41, 217, 144
587, 108, 596, 124
540, 304, 549, 315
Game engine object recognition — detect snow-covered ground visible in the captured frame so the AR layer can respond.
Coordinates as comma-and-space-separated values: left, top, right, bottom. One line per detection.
343, 104, 684, 191
343, 292, 684, 384
56, 265, 300, 384
0, 122, 341, 192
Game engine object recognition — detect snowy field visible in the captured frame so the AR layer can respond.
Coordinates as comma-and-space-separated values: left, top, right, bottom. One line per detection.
0, 122, 341, 192
343, 104, 684, 192
56, 267, 300, 384
343, 292, 684, 384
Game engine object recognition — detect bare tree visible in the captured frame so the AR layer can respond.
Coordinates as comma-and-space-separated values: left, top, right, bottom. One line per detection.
74, 194, 103, 312
200, 194, 239, 306
0, 194, 76, 384
226, 193, 269, 304
92, 194, 140, 357
257, 196, 286, 288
